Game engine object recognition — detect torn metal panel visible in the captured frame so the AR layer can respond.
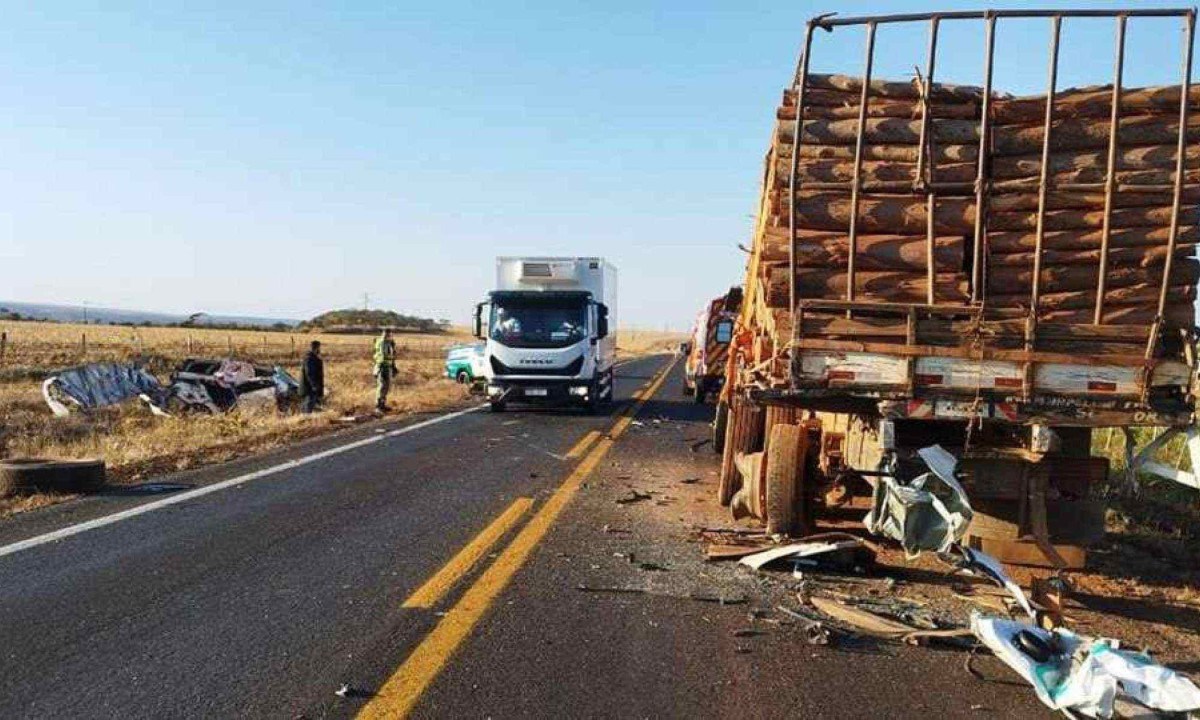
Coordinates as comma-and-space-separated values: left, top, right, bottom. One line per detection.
42, 363, 167, 417
864, 444, 973, 557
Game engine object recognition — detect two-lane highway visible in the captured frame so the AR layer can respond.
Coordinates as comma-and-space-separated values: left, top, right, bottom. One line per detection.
0, 354, 673, 719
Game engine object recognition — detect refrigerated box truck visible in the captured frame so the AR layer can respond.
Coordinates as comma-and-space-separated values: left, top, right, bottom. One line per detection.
473, 257, 617, 412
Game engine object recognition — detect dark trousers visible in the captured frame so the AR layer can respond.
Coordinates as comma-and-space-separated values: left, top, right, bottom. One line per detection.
302, 394, 322, 413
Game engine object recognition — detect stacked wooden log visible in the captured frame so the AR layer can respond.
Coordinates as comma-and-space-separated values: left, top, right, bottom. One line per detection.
756, 73, 1199, 328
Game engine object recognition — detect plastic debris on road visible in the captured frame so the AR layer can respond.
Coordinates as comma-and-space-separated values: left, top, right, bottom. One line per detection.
864, 445, 973, 558
971, 613, 1200, 718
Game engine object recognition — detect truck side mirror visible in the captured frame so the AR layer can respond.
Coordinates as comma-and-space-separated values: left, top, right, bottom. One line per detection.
597, 303, 609, 339
473, 303, 485, 339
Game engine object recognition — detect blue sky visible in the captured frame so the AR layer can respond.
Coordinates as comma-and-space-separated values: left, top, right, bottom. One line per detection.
0, 1, 1192, 328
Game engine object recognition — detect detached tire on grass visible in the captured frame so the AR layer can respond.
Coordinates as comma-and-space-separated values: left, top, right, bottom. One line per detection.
0, 458, 106, 497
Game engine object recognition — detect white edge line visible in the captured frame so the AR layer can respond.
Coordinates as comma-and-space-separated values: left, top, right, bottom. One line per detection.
0, 404, 486, 559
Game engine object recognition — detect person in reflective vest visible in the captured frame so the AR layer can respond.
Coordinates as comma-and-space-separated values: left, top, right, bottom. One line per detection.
373, 329, 397, 411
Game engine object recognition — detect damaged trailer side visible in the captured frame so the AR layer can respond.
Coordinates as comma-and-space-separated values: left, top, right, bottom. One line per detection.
718, 7, 1200, 571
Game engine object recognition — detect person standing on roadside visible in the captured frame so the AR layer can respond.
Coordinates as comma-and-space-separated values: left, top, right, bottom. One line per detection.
300, 340, 325, 413
373, 329, 397, 411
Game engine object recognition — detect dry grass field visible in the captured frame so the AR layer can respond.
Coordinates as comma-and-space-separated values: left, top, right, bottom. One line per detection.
0, 321, 676, 517
0, 320, 479, 515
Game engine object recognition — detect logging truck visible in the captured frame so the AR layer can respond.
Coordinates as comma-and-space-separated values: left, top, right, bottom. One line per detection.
718, 7, 1200, 569
684, 288, 742, 404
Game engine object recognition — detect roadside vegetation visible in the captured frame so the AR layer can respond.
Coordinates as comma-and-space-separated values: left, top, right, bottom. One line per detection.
0, 320, 475, 516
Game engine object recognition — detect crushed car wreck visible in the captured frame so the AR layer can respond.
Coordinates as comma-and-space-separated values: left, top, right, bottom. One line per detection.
42, 359, 300, 416
167, 359, 299, 414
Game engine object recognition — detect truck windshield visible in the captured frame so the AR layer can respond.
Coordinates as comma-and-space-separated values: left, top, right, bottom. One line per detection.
490, 297, 588, 348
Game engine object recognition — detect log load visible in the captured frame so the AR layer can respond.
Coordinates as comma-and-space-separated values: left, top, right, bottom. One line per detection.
746, 72, 1200, 334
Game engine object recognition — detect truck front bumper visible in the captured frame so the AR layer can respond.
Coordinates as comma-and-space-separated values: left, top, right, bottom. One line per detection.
487, 377, 595, 405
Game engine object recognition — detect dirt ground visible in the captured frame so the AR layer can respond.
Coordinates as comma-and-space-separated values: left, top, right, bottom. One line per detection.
569, 398, 1200, 690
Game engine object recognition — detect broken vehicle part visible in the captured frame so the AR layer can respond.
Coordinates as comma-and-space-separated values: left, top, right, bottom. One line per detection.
941, 544, 1036, 619
809, 596, 919, 640
738, 538, 874, 572
864, 445, 973, 558
971, 613, 1200, 718
42, 362, 167, 417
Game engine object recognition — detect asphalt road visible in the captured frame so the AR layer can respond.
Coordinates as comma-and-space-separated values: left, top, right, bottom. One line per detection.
0, 354, 1053, 719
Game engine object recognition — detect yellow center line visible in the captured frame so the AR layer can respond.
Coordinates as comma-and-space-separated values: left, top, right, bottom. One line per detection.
564, 430, 602, 459
358, 356, 677, 720
401, 497, 534, 610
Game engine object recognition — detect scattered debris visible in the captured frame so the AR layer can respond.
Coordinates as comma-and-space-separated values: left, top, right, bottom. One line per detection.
942, 544, 1036, 619
738, 536, 875, 573
809, 596, 920, 640
600, 524, 631, 534
705, 543, 774, 561
638, 562, 670, 572
688, 438, 711, 452
864, 445, 973, 557
731, 628, 763, 638
615, 490, 653, 505
971, 613, 1200, 718
680, 477, 700, 485
777, 605, 831, 646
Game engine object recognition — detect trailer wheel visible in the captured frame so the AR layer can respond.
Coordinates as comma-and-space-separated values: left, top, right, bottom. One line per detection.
0, 458, 106, 497
712, 400, 729, 455
455, 370, 471, 384
764, 424, 806, 536
718, 399, 763, 506
693, 377, 707, 404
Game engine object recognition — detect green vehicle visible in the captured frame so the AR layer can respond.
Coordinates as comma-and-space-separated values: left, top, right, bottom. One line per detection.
445, 343, 486, 385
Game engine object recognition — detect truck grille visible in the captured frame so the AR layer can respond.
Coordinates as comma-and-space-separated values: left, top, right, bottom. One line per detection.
490, 356, 583, 377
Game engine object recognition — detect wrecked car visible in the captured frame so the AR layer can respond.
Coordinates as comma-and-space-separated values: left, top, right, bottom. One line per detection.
42, 359, 300, 416
167, 359, 300, 413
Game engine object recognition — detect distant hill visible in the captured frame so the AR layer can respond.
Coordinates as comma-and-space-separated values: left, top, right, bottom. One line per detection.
0, 301, 298, 328
299, 309, 448, 334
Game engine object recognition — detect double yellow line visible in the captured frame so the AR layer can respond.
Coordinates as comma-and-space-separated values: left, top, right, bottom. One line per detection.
359, 356, 676, 719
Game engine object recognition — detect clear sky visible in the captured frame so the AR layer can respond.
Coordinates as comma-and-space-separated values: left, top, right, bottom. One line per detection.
0, 1, 1193, 328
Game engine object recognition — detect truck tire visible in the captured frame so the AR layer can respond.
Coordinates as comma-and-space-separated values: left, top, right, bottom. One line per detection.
763, 405, 800, 455
718, 399, 764, 506
764, 424, 805, 536
455, 370, 471, 384
693, 377, 707, 404
489, 401, 506, 413
712, 400, 729, 455
0, 458, 106, 497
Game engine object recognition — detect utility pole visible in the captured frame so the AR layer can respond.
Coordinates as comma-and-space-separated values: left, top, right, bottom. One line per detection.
363, 293, 370, 311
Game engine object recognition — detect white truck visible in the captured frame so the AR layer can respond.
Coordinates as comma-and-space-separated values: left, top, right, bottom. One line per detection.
473, 257, 617, 413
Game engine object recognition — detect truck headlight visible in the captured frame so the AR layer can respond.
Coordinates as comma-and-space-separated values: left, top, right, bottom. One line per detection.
569, 385, 589, 397
487, 385, 503, 397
